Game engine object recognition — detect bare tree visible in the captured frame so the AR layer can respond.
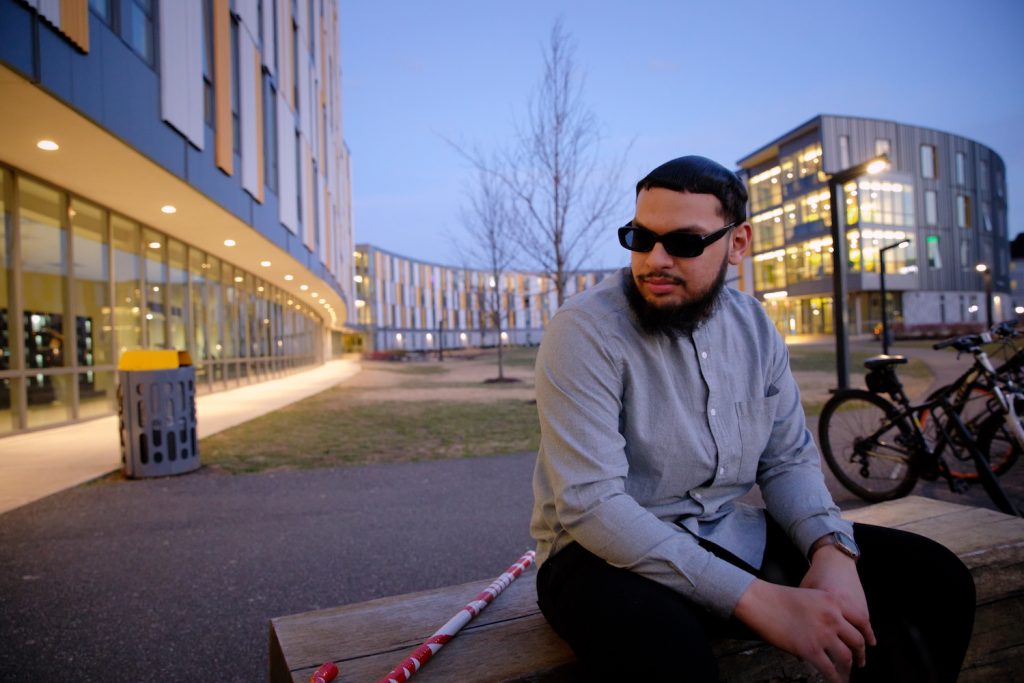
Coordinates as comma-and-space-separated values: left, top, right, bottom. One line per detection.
460, 167, 516, 381
449, 19, 627, 308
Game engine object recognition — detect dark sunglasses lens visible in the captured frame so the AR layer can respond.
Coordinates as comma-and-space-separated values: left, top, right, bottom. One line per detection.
662, 233, 702, 258
619, 226, 654, 252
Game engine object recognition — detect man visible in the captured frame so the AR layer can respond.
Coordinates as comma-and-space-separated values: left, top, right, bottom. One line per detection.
530, 155, 975, 682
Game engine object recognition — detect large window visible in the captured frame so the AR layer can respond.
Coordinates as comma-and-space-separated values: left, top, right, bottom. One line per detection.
955, 152, 966, 185
112, 214, 142, 352
875, 138, 891, 158
749, 166, 782, 214
203, 0, 215, 127
781, 143, 823, 197
858, 180, 914, 227
752, 208, 784, 251
143, 229, 166, 348
71, 198, 115, 418
753, 250, 787, 291
784, 237, 834, 284
231, 15, 241, 154
920, 144, 937, 179
127, 0, 156, 66
20, 178, 71, 427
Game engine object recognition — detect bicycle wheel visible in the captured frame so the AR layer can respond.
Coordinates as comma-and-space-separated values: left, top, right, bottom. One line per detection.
973, 411, 1022, 477
819, 389, 919, 502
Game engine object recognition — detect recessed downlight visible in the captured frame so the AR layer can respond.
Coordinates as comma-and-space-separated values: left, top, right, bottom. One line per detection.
148, 242, 161, 249
224, 239, 236, 247
284, 274, 294, 281
299, 284, 309, 291
161, 205, 177, 214
260, 260, 272, 267
37, 140, 59, 151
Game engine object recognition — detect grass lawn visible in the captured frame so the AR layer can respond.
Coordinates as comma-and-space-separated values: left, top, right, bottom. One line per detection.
201, 341, 934, 473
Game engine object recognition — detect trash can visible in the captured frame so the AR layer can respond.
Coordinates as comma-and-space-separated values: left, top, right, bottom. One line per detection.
117, 350, 199, 478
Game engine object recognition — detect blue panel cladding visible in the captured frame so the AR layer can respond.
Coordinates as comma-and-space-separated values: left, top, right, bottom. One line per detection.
0, 1, 35, 77
38, 23, 74, 102
71, 14, 111, 121
184, 130, 250, 225
252, 189, 291, 252
99, 38, 185, 178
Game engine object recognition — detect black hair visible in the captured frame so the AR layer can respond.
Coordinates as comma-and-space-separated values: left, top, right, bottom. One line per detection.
635, 155, 748, 225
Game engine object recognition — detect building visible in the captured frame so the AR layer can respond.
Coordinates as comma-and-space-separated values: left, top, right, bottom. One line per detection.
737, 115, 1009, 337
0, 0, 353, 436
1008, 234, 1024, 314
354, 244, 612, 353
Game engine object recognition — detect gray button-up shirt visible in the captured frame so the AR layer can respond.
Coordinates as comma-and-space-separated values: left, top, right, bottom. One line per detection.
530, 269, 850, 619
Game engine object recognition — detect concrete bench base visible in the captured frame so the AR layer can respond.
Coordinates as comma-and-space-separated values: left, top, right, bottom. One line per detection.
269, 497, 1024, 682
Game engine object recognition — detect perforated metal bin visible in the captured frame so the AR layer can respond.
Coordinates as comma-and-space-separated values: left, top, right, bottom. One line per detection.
117, 350, 200, 478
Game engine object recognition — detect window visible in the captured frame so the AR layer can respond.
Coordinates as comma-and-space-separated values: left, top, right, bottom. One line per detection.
982, 202, 993, 232
263, 75, 278, 192
839, 136, 850, 169
955, 152, 966, 185
748, 166, 781, 214
203, 0, 215, 127
875, 138, 891, 158
292, 19, 300, 113
127, 0, 156, 66
920, 144, 936, 179
231, 15, 241, 154
295, 130, 303, 226
979, 160, 989, 193
926, 235, 942, 269
956, 195, 971, 228
89, 0, 114, 25
924, 190, 938, 225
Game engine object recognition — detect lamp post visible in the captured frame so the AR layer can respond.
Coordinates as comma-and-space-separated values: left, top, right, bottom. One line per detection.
976, 263, 993, 329
878, 239, 911, 355
828, 154, 890, 390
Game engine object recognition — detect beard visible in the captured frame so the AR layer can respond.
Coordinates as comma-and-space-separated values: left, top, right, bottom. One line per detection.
624, 256, 730, 338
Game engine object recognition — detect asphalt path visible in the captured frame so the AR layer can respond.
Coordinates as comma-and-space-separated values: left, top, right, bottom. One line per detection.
2, 341, 1022, 682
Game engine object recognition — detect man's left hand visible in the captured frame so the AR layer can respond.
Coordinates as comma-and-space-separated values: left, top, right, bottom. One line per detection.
801, 544, 877, 671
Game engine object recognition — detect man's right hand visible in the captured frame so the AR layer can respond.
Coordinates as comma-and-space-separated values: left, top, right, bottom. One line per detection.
733, 578, 868, 683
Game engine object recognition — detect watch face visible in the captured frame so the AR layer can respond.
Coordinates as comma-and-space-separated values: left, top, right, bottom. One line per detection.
835, 531, 861, 558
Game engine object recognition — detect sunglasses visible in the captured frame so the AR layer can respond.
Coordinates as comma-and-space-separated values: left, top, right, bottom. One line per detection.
617, 221, 738, 258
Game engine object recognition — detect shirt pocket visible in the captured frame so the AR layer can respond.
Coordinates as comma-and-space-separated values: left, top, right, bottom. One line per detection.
732, 388, 780, 482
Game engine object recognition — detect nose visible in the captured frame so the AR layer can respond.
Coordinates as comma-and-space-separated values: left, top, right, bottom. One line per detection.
644, 241, 674, 270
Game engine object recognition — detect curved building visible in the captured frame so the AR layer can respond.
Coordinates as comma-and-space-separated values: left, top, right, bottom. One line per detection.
0, 0, 353, 435
737, 115, 1008, 337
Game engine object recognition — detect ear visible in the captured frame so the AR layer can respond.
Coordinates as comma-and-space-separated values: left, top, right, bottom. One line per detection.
727, 222, 752, 265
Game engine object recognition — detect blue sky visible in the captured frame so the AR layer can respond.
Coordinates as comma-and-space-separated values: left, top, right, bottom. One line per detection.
339, 0, 1024, 270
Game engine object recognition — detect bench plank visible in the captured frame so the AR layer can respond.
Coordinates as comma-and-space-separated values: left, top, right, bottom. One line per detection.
271, 497, 1024, 683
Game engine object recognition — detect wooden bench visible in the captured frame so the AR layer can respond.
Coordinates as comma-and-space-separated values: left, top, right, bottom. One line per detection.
269, 497, 1024, 682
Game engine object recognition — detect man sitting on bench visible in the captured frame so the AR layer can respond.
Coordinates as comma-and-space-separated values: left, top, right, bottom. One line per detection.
530, 155, 975, 682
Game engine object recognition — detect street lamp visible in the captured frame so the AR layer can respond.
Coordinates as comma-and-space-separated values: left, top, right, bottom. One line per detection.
878, 239, 911, 355
976, 263, 993, 329
829, 154, 890, 390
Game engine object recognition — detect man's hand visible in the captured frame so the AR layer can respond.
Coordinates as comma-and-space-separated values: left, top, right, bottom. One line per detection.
733, 554, 875, 683
801, 545, 877, 664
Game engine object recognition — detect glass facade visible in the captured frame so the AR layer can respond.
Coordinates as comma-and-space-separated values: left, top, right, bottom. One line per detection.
0, 164, 326, 434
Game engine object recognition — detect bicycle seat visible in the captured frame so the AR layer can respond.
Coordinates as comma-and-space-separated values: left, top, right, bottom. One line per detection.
863, 355, 908, 369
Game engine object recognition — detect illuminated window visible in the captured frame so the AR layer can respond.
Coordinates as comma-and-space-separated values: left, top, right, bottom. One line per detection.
955, 152, 966, 185
926, 235, 942, 269
749, 166, 782, 213
956, 195, 971, 228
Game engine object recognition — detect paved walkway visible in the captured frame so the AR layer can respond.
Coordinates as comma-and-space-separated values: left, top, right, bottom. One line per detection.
0, 358, 361, 515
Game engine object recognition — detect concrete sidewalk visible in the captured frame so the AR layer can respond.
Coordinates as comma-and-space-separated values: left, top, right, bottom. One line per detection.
0, 359, 361, 515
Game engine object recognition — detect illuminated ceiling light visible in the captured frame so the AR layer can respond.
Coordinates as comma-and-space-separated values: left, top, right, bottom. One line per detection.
148, 242, 161, 249
224, 239, 236, 247
354, 275, 363, 283
284, 274, 294, 281
311, 291, 319, 298
257, 286, 264, 292
319, 298, 326, 304
234, 275, 244, 283
355, 300, 365, 307
299, 284, 309, 291
152, 286, 160, 292
763, 291, 788, 300
161, 205, 177, 214
36, 140, 59, 151
287, 299, 293, 305
260, 260, 272, 267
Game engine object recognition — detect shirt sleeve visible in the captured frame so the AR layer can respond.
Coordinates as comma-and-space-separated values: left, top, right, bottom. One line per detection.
755, 327, 853, 556
534, 307, 756, 618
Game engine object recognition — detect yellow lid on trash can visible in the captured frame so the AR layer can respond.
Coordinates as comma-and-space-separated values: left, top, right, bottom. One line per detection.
118, 350, 193, 371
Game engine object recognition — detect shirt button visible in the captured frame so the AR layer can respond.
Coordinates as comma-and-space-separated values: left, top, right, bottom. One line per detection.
701, 351, 708, 359
709, 408, 717, 417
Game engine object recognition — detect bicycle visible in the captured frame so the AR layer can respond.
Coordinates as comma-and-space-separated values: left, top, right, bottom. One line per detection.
919, 322, 1024, 480
818, 331, 1023, 517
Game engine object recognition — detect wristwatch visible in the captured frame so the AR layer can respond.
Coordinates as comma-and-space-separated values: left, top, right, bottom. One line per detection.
809, 531, 861, 562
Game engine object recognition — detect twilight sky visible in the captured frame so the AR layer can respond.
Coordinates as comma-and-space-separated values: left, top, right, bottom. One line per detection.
339, 0, 1024, 271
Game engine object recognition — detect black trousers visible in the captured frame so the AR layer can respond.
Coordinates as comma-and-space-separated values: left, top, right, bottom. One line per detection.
536, 521, 975, 682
